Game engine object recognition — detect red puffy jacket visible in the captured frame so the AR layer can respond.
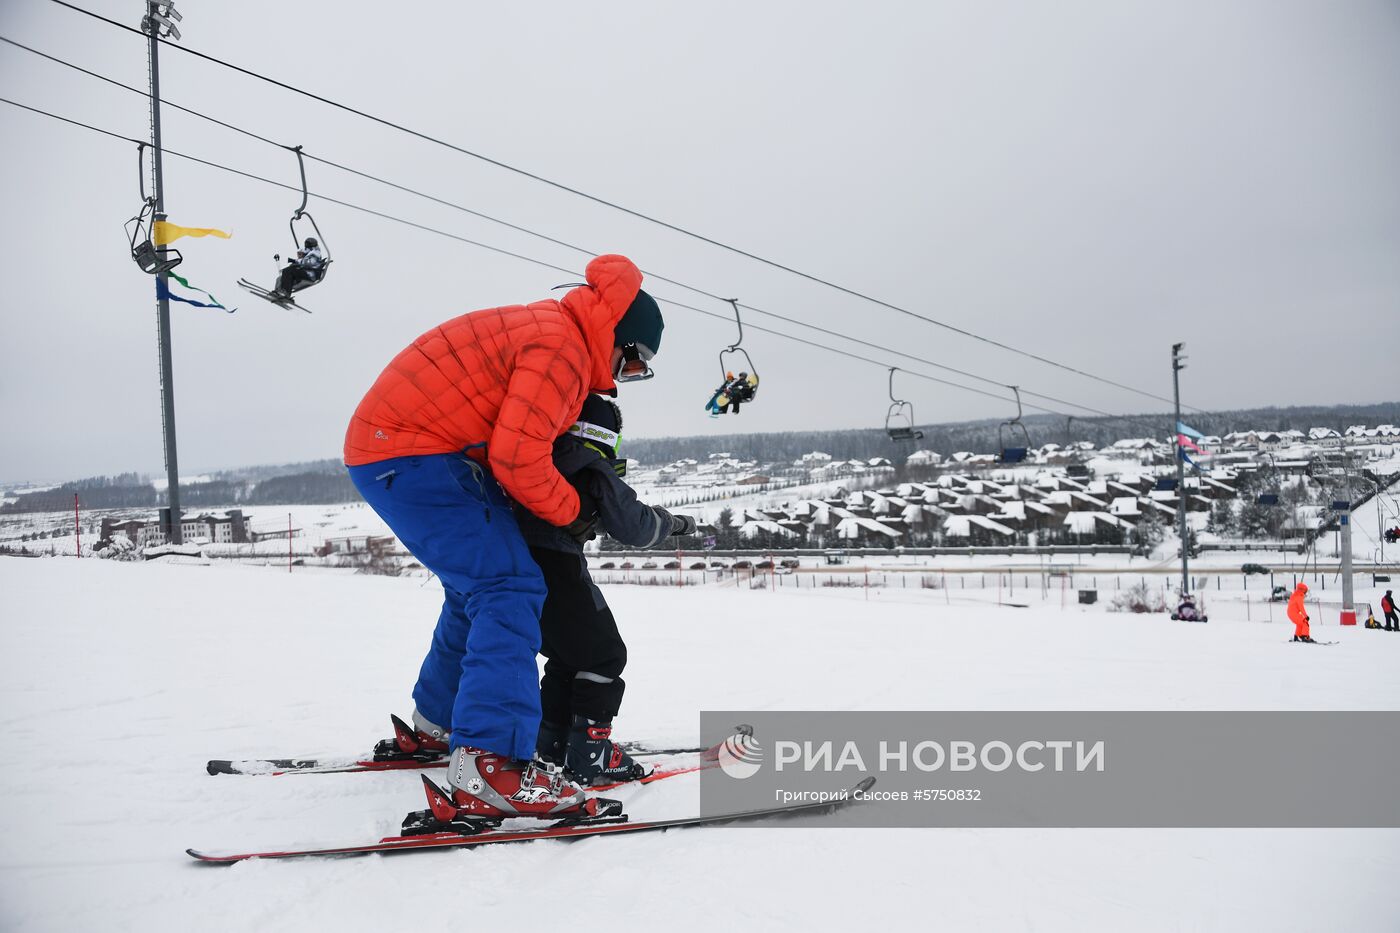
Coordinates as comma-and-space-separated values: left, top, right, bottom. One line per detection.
343, 254, 642, 526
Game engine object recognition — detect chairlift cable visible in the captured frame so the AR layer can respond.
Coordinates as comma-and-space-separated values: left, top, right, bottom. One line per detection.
2, 93, 1178, 440
0, 33, 1157, 422
38, 0, 1203, 414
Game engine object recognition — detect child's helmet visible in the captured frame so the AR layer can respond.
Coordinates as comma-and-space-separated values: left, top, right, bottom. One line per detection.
568, 394, 626, 476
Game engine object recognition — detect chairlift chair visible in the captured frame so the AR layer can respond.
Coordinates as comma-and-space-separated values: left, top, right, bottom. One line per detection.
237, 145, 331, 310
282, 145, 331, 292
884, 368, 924, 442
123, 143, 182, 276
997, 386, 1032, 463
705, 299, 760, 415
717, 298, 758, 393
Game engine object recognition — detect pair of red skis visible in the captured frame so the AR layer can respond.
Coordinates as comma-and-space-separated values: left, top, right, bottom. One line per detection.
191, 718, 872, 863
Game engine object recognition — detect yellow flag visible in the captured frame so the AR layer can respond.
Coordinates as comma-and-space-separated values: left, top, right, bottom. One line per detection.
153, 220, 232, 245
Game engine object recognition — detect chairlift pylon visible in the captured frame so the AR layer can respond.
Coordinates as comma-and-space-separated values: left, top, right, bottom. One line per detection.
885, 367, 924, 442
123, 142, 182, 276
997, 386, 1032, 463
1257, 453, 1282, 506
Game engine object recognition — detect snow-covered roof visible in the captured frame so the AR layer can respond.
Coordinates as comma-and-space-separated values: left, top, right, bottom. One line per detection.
1140, 498, 1176, 516
737, 520, 798, 539
901, 502, 946, 522
996, 501, 1055, 521
833, 517, 903, 540
997, 501, 1028, 521
1109, 496, 1141, 517
942, 515, 1015, 538
1063, 512, 1134, 534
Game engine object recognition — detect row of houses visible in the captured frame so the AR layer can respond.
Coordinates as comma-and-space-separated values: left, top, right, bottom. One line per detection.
97, 510, 302, 549
886, 425, 1399, 472
708, 469, 1241, 548
99, 509, 255, 548
643, 423, 1396, 490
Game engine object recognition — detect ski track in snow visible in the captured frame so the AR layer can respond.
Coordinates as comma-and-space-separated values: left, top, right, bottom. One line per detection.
1, 558, 1398, 932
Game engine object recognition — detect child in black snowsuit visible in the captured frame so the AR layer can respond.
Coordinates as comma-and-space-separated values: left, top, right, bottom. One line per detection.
513, 394, 696, 785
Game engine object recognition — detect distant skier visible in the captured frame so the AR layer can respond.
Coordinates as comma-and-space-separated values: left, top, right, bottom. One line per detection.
1288, 582, 1313, 643
516, 393, 697, 785
344, 254, 664, 819
272, 236, 326, 298
1382, 590, 1398, 632
1174, 593, 1207, 623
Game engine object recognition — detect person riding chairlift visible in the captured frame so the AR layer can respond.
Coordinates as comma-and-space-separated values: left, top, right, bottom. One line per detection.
706, 370, 758, 416
273, 237, 325, 299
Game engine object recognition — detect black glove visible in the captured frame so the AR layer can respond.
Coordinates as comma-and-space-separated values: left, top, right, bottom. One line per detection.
670, 513, 698, 537
564, 514, 598, 544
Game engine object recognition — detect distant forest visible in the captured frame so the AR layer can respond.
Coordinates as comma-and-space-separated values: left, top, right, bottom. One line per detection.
621, 401, 1400, 465
1, 469, 358, 513
3, 402, 1394, 513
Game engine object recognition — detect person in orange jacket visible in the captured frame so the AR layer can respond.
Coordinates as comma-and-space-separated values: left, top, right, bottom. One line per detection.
1288, 582, 1314, 643
344, 254, 664, 820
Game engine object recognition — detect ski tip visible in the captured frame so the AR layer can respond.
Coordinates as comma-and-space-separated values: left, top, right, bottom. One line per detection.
186, 848, 236, 865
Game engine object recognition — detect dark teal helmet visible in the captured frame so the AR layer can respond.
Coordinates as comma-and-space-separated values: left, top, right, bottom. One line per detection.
612, 289, 663, 356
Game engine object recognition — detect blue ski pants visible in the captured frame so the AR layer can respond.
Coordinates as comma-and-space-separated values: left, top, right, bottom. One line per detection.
348, 452, 547, 760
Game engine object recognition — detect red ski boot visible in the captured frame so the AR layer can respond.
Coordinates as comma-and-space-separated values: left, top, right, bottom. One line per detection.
406, 757, 624, 836
441, 746, 599, 820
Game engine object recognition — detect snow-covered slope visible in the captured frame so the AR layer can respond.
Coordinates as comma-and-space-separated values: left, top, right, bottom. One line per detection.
1, 558, 1397, 932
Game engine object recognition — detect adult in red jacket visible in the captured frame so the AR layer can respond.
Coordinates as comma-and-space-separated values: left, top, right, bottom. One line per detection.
1287, 582, 1313, 643
1382, 589, 1398, 632
345, 254, 663, 818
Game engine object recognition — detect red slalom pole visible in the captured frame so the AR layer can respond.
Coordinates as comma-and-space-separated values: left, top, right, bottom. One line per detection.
288, 513, 293, 573
74, 493, 80, 558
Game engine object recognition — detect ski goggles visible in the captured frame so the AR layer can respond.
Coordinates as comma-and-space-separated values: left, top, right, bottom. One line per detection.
614, 342, 655, 383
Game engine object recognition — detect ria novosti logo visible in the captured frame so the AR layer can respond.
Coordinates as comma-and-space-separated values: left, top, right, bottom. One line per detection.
717, 731, 764, 779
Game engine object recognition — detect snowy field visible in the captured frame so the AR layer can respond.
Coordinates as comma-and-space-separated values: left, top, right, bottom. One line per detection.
2, 557, 1399, 932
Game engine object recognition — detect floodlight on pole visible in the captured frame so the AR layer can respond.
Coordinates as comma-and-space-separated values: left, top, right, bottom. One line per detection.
143, 1, 181, 39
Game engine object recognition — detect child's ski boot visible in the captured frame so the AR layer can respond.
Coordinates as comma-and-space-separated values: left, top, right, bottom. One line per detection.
566, 714, 650, 786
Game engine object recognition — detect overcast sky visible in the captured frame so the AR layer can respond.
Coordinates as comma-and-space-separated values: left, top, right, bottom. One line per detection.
2, 0, 1397, 482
